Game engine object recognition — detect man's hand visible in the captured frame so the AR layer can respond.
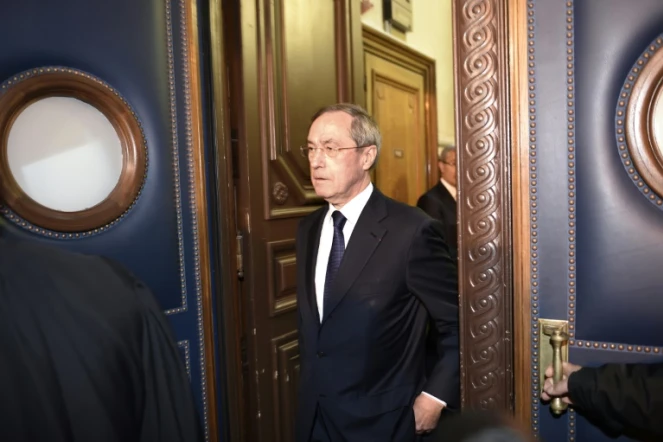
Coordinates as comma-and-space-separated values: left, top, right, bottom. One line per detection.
413, 393, 444, 435
540, 361, 582, 405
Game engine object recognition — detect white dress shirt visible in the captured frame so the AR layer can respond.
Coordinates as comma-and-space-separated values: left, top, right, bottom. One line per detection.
313, 181, 447, 408
440, 178, 457, 201
315, 182, 374, 319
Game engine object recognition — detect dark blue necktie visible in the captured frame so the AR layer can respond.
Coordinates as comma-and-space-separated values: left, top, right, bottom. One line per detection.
323, 211, 347, 317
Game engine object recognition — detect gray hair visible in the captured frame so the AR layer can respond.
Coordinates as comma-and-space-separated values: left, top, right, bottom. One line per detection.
310, 103, 382, 169
438, 145, 456, 163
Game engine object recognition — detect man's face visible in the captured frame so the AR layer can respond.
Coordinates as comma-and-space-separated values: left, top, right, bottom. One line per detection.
307, 111, 375, 207
438, 150, 457, 187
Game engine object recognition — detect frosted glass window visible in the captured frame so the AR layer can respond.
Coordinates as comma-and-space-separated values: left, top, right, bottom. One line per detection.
652, 87, 663, 161
6, 97, 123, 212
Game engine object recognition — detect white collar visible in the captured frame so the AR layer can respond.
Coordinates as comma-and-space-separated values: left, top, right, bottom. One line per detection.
440, 178, 457, 201
325, 182, 374, 225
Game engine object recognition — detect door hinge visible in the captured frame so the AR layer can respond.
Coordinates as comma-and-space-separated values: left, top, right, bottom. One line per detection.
236, 231, 245, 280
364, 75, 367, 92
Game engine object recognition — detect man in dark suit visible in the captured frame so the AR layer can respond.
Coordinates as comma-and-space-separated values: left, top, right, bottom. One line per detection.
416, 146, 458, 379
416, 146, 457, 261
295, 103, 460, 442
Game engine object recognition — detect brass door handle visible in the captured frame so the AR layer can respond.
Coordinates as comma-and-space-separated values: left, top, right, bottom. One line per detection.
542, 324, 570, 415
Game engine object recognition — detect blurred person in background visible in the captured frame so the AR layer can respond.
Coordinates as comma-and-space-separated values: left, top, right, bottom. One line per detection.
417, 145, 459, 385
428, 411, 534, 442
417, 145, 458, 262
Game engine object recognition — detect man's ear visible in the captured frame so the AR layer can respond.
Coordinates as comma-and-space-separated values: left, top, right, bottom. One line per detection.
362, 145, 377, 171
437, 160, 445, 176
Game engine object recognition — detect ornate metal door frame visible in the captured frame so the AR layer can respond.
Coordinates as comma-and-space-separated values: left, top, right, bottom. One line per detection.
452, 0, 515, 413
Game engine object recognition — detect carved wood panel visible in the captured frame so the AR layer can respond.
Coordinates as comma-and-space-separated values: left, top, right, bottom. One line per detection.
270, 331, 300, 442
266, 239, 297, 317
259, 0, 344, 218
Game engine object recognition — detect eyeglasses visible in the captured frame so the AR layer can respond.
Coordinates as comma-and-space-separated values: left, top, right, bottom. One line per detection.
441, 161, 457, 166
300, 145, 368, 160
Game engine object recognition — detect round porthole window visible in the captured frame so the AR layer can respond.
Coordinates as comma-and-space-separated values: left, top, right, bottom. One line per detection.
618, 35, 663, 207
0, 67, 147, 232
7, 96, 124, 212
649, 81, 663, 166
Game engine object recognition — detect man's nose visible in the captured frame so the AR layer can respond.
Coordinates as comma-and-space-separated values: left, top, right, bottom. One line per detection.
310, 149, 326, 168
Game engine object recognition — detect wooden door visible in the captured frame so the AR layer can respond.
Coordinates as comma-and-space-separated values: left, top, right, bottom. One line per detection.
219, 0, 363, 440
366, 53, 426, 204
0, 0, 220, 440
363, 26, 438, 206
453, 0, 663, 441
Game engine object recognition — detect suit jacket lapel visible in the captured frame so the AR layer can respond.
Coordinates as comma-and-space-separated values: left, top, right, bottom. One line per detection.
301, 208, 325, 326
321, 189, 388, 324
435, 181, 456, 208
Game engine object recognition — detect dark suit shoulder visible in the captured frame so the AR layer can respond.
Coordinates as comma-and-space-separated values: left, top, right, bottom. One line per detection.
0, 239, 145, 317
298, 205, 327, 232
4, 237, 101, 267
416, 187, 441, 212
381, 192, 434, 224
418, 184, 439, 201
416, 191, 430, 208
3, 239, 117, 284
420, 183, 452, 204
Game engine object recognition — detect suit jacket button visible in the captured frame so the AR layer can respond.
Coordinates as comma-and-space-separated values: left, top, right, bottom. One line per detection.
317, 351, 325, 358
